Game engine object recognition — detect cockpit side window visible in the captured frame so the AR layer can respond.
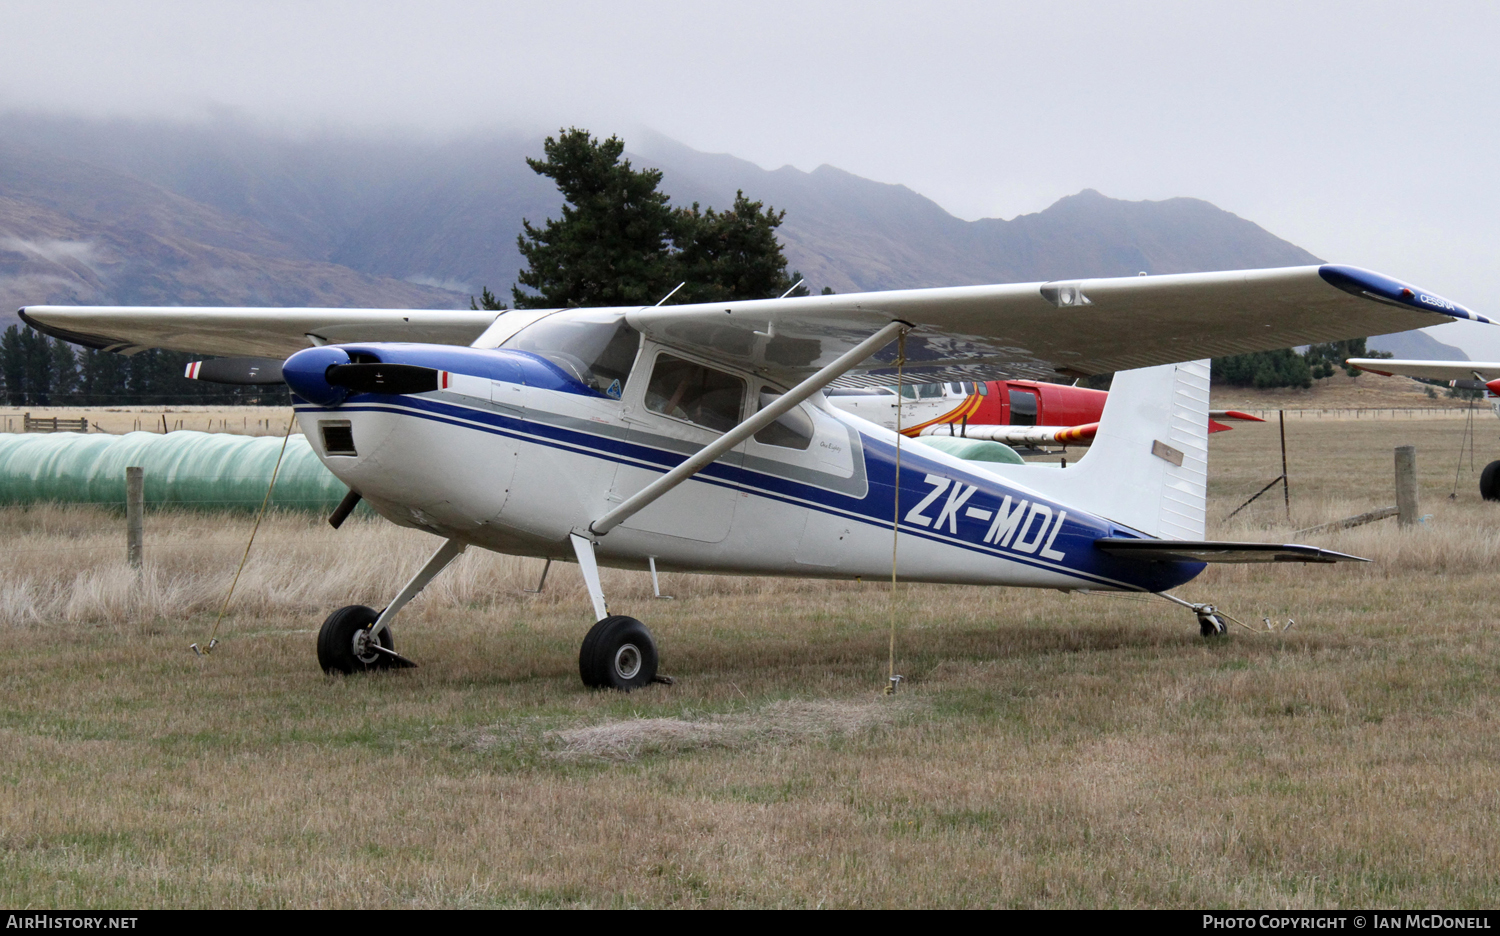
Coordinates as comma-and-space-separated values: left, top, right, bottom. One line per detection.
753, 387, 814, 450
501, 311, 641, 399
645, 354, 746, 432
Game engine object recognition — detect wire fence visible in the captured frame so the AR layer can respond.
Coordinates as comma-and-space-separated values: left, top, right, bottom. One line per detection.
1234, 407, 1482, 420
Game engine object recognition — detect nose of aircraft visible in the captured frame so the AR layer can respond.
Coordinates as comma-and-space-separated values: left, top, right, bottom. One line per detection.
283, 346, 353, 406
283, 346, 445, 406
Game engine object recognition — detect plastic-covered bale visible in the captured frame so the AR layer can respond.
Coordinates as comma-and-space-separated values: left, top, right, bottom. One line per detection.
0, 431, 349, 512
913, 435, 1026, 465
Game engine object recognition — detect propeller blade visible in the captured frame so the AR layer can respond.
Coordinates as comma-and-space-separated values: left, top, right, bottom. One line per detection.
325, 363, 440, 395
184, 357, 286, 385
328, 489, 362, 529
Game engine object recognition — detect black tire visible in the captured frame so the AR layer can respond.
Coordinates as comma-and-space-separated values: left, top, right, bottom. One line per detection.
1481, 461, 1500, 501
317, 604, 396, 674
578, 615, 658, 691
1199, 612, 1227, 637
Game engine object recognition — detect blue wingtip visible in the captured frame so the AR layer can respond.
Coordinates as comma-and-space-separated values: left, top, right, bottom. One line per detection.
1319, 264, 1496, 326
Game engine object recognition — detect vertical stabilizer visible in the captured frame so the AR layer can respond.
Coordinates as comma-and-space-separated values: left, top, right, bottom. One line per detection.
1026, 361, 1209, 539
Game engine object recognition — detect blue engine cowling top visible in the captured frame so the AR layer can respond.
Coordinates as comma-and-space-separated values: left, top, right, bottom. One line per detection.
283, 347, 443, 404
283, 343, 621, 408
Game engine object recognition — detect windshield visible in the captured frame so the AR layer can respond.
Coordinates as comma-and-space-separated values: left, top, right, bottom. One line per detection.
502, 311, 641, 399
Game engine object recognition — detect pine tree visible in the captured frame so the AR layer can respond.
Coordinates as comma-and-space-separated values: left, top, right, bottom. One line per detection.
512, 129, 802, 308
512, 129, 681, 309
675, 191, 800, 303
19, 328, 54, 405
1, 325, 25, 405
77, 347, 131, 405
50, 339, 79, 404
470, 287, 507, 311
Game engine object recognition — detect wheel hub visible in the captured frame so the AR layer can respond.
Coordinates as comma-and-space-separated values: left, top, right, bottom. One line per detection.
613, 643, 642, 680
350, 626, 381, 664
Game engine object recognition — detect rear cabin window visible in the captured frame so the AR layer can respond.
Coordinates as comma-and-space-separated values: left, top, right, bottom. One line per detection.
753, 388, 814, 450
645, 354, 746, 432
502, 311, 641, 399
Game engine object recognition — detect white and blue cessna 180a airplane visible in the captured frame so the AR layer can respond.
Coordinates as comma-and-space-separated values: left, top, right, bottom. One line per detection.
19, 265, 1495, 689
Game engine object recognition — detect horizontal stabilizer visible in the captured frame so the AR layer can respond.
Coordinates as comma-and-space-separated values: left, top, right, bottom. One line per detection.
1094, 538, 1367, 564
1209, 410, 1265, 422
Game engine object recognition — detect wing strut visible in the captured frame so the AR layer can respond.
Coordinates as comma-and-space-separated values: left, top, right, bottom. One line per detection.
589, 320, 907, 537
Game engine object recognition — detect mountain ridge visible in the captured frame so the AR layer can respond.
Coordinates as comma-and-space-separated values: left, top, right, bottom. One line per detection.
6, 115, 1424, 366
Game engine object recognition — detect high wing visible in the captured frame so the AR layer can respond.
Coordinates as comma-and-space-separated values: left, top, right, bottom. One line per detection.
1346, 358, 1500, 384
17, 306, 500, 357
626, 265, 1495, 386
18, 265, 1492, 381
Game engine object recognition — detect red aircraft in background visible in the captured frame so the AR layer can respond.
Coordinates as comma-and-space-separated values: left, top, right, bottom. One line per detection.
828, 378, 1262, 447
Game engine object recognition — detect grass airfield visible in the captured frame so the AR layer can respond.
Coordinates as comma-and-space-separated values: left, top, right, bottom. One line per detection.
2, 412, 1500, 908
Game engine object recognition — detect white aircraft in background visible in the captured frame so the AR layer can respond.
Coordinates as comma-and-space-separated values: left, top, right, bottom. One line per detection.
1346, 356, 1500, 499
19, 265, 1491, 690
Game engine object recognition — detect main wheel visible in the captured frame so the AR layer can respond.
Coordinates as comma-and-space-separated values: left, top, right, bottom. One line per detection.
317, 604, 396, 674
578, 615, 658, 691
1198, 610, 1228, 637
1481, 461, 1500, 501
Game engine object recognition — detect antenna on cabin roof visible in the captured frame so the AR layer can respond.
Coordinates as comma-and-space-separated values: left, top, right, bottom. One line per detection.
654, 282, 685, 306
776, 278, 805, 300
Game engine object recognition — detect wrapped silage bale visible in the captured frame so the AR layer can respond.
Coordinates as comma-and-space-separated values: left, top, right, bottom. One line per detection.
0, 431, 348, 512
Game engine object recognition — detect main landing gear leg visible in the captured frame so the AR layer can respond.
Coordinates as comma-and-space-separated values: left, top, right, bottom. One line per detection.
570, 533, 664, 691
317, 537, 467, 674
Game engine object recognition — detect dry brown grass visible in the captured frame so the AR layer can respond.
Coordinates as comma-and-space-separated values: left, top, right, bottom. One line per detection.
2, 414, 1499, 907
0, 405, 295, 436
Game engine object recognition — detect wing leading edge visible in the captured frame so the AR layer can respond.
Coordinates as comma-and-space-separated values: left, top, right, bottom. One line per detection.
1346, 358, 1500, 384
18, 264, 1491, 381
18, 306, 500, 358
627, 264, 1494, 386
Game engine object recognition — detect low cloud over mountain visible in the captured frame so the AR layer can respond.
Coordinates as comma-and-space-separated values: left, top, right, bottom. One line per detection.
2, 114, 1324, 325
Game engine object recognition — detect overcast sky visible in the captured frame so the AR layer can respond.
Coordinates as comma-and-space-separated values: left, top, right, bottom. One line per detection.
6, 1, 1500, 355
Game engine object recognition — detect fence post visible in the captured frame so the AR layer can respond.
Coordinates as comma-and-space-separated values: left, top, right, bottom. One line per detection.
1395, 445, 1419, 528
125, 466, 144, 568
1279, 410, 1290, 522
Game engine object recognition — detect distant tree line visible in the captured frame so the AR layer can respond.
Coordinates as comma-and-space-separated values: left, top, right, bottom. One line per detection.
1, 325, 284, 407
1211, 339, 1391, 390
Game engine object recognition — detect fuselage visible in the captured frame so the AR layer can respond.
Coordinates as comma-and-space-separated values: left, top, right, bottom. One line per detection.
289, 340, 1202, 595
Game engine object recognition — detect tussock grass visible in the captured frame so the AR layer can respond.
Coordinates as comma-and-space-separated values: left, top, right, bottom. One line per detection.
2, 415, 1499, 907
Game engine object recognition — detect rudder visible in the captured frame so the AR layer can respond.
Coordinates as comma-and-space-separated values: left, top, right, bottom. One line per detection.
1027, 360, 1209, 539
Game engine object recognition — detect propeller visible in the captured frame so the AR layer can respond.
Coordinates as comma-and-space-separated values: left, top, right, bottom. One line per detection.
325, 363, 439, 395
190, 347, 446, 409
184, 357, 286, 385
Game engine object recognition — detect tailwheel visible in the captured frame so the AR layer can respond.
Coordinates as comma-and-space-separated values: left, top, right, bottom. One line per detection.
579, 615, 659, 691
317, 604, 413, 673
1196, 606, 1229, 637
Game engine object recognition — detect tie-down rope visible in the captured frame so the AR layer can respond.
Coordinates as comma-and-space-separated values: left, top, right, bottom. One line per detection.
192, 416, 296, 656
886, 330, 908, 695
